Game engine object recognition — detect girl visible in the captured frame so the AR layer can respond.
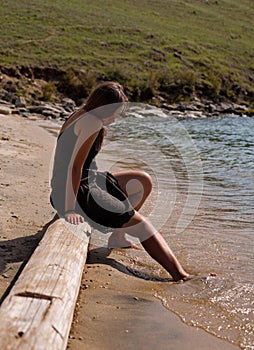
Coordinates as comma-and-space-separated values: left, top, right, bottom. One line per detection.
50, 81, 190, 281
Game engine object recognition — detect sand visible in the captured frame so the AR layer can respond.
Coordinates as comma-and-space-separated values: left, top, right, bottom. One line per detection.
0, 113, 57, 300
0, 113, 239, 349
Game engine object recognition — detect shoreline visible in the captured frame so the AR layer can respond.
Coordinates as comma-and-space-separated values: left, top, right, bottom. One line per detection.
0, 113, 239, 349
0, 85, 253, 124
1, 64, 254, 112
68, 232, 238, 350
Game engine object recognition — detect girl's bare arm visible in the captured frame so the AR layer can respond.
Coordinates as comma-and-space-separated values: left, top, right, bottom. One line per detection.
64, 114, 102, 223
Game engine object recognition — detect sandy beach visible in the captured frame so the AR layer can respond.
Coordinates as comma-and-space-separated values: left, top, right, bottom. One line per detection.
0, 113, 239, 349
0, 113, 56, 300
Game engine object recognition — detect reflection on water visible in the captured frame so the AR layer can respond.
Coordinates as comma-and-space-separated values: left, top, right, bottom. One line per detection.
102, 106, 254, 350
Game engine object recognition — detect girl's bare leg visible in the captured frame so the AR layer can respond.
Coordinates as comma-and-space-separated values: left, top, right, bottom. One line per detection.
112, 170, 153, 210
108, 170, 152, 248
121, 211, 189, 281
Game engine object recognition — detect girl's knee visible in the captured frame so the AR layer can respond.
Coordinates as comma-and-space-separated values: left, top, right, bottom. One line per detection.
139, 171, 153, 195
113, 170, 152, 197
130, 171, 152, 201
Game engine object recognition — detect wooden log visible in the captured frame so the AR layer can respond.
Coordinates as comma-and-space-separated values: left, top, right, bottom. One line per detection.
0, 218, 91, 350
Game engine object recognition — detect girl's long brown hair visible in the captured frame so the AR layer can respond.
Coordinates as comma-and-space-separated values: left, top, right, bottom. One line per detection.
82, 81, 128, 149
83, 81, 128, 115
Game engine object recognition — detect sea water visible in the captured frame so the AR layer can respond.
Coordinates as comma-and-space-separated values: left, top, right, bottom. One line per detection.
96, 104, 254, 349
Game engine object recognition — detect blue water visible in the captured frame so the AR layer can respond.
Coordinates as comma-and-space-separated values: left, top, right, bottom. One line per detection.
100, 105, 254, 349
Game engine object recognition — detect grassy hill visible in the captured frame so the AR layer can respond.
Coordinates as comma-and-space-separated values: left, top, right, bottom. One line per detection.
0, 0, 254, 104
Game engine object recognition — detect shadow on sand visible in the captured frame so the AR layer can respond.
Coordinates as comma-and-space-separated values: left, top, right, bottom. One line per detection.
87, 247, 174, 283
0, 215, 58, 304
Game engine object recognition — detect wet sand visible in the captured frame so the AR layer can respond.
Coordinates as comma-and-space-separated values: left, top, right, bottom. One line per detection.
0, 113, 238, 349
68, 231, 238, 350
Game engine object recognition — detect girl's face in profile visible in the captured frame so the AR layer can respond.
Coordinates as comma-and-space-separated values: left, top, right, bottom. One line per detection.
102, 106, 124, 126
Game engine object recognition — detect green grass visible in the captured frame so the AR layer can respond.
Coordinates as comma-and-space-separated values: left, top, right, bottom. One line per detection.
0, 0, 254, 103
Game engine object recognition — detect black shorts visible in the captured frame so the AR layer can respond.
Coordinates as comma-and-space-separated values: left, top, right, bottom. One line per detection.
76, 171, 134, 231
48, 171, 135, 232
51, 171, 135, 232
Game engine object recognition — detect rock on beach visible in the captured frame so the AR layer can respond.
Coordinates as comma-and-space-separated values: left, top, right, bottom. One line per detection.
0, 91, 253, 121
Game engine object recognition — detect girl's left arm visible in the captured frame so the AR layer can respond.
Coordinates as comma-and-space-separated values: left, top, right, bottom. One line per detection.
65, 115, 102, 224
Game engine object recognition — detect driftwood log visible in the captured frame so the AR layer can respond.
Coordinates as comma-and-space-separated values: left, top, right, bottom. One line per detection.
0, 218, 91, 350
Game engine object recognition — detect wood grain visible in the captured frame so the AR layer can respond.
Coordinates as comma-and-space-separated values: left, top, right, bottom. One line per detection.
0, 218, 91, 350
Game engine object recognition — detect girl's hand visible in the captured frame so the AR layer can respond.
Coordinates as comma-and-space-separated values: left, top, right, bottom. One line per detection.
65, 211, 86, 225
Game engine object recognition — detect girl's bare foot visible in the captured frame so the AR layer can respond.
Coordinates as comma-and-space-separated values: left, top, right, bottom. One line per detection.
177, 272, 217, 283
108, 231, 142, 249
176, 274, 195, 282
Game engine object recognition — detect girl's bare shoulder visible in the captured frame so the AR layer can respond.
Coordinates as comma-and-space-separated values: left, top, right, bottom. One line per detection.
74, 113, 102, 136
59, 109, 102, 137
